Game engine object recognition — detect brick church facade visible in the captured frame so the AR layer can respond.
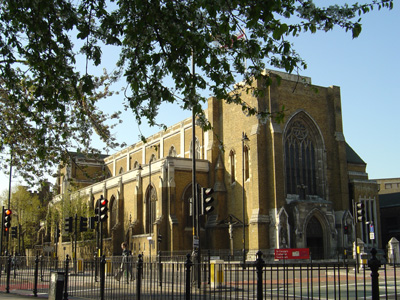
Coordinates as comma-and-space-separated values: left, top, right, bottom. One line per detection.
52, 71, 380, 260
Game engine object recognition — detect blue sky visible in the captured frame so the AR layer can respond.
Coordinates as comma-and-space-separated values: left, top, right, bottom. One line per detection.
1, 2, 398, 193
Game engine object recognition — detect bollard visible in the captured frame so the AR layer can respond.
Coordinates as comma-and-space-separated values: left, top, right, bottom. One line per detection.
63, 255, 70, 300
185, 253, 192, 300
256, 251, 266, 300
33, 255, 39, 297
100, 255, 106, 300
136, 254, 143, 300
368, 248, 381, 300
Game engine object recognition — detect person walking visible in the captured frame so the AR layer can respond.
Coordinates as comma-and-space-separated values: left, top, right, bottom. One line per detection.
115, 242, 133, 282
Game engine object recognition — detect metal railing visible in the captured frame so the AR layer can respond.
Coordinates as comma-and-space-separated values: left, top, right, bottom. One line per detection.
0, 248, 398, 300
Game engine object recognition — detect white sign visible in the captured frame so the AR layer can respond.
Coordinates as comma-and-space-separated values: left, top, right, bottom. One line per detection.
193, 236, 199, 248
370, 232, 375, 240
43, 246, 54, 253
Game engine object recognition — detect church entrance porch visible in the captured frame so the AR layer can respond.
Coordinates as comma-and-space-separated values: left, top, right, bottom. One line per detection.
306, 216, 324, 259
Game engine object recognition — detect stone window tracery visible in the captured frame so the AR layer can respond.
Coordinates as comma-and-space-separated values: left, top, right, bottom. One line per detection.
284, 113, 325, 199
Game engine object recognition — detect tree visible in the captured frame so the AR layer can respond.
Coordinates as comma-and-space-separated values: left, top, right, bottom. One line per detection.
0, 0, 393, 184
0, 185, 49, 251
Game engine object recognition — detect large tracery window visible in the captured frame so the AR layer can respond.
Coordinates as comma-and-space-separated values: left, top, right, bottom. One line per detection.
284, 113, 325, 199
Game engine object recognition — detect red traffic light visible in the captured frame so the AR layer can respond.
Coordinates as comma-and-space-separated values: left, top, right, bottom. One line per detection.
4, 209, 12, 216
100, 198, 108, 206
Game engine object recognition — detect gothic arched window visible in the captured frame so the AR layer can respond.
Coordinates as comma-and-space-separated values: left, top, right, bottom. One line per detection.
244, 145, 250, 181
109, 195, 117, 231
145, 185, 157, 234
229, 150, 236, 184
284, 112, 325, 199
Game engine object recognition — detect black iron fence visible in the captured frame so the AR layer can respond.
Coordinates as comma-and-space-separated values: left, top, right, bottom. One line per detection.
0, 248, 398, 300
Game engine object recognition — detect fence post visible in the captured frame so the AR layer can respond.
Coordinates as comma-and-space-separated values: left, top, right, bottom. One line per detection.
185, 253, 193, 300
100, 255, 106, 300
6, 255, 11, 293
33, 255, 39, 297
158, 251, 162, 287
40, 255, 44, 281
63, 255, 70, 300
136, 254, 143, 300
256, 251, 265, 300
368, 248, 381, 300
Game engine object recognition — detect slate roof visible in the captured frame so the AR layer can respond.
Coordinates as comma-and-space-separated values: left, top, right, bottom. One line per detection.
346, 142, 366, 165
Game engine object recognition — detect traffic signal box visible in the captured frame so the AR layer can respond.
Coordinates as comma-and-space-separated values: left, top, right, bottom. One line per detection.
11, 226, 17, 239
55, 227, 60, 242
64, 216, 73, 233
80, 216, 88, 232
89, 216, 97, 229
201, 187, 215, 215
98, 196, 108, 222
3, 208, 12, 234
355, 202, 365, 223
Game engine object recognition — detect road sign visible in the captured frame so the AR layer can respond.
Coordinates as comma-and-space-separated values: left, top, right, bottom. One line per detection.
274, 248, 310, 260
370, 224, 374, 233
193, 236, 199, 248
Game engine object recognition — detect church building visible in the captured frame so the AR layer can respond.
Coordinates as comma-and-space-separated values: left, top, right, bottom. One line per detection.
52, 70, 380, 260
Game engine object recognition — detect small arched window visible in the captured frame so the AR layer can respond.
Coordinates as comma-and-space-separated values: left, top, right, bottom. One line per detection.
145, 185, 157, 234
229, 150, 235, 184
244, 145, 250, 181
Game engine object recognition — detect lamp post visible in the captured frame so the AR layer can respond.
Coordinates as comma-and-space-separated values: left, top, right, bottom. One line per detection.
242, 132, 249, 267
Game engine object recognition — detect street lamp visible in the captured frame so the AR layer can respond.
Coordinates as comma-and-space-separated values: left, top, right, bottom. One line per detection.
242, 132, 249, 268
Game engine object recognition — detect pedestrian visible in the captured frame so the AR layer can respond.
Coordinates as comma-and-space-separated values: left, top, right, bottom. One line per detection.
115, 242, 133, 282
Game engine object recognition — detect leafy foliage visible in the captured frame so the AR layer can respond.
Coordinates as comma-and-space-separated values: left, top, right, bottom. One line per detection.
0, 185, 50, 251
0, 0, 393, 184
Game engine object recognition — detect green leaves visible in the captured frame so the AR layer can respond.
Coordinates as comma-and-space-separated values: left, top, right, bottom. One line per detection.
273, 23, 289, 40
0, 0, 393, 186
352, 23, 362, 38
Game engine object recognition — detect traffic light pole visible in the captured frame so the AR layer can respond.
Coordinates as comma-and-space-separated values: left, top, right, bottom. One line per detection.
98, 199, 103, 257
74, 214, 78, 272
0, 206, 4, 255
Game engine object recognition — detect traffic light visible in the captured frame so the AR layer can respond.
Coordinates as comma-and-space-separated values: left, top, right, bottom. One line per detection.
201, 187, 215, 215
343, 225, 349, 235
3, 208, 12, 234
99, 196, 108, 222
89, 216, 97, 229
355, 202, 365, 223
11, 226, 17, 239
158, 234, 162, 243
80, 216, 88, 232
55, 227, 60, 242
64, 216, 73, 233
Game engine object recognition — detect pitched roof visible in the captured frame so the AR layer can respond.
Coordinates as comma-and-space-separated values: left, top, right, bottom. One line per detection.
346, 142, 366, 165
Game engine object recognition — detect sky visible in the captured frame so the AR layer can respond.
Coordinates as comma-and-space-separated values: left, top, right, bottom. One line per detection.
1, 2, 399, 194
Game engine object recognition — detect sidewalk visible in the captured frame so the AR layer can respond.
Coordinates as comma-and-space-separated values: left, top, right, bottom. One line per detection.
0, 290, 47, 299
0, 290, 83, 300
